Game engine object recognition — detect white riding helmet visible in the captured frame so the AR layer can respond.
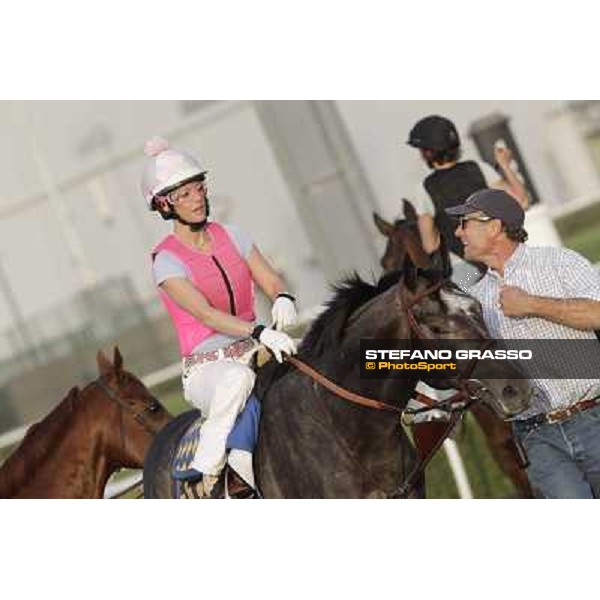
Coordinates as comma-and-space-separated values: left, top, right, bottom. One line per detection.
141, 137, 208, 209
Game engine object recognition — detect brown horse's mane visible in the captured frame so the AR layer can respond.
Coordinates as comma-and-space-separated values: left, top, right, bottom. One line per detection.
300, 270, 403, 358
0, 385, 84, 498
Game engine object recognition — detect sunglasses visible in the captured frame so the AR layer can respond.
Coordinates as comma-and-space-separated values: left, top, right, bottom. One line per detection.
458, 215, 494, 229
167, 180, 207, 205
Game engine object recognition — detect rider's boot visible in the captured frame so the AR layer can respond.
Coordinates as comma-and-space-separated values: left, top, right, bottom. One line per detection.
226, 448, 256, 499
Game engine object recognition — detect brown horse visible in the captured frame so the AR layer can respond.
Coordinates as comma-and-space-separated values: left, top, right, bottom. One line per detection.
0, 347, 172, 499
373, 201, 533, 497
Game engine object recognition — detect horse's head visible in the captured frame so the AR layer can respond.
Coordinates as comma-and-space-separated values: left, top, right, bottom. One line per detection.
95, 347, 173, 468
374, 200, 451, 277
374, 202, 529, 418
398, 270, 531, 419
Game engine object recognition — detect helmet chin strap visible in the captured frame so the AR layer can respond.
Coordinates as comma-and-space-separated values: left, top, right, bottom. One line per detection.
174, 197, 211, 232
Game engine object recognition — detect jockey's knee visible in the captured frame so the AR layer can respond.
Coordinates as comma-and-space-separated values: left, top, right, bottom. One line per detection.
214, 362, 256, 410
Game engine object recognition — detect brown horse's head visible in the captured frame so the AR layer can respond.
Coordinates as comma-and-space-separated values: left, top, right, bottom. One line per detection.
95, 347, 173, 469
374, 199, 452, 278
374, 200, 431, 273
0, 348, 173, 499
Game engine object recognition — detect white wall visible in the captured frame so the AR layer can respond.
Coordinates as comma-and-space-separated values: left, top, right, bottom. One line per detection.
0, 101, 329, 341
0, 100, 583, 342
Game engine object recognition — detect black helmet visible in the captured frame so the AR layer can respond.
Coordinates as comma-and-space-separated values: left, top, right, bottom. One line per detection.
407, 115, 460, 150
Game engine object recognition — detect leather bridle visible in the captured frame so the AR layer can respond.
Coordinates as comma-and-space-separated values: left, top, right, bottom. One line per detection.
84, 377, 163, 464
287, 275, 493, 498
94, 377, 163, 435
399, 278, 495, 410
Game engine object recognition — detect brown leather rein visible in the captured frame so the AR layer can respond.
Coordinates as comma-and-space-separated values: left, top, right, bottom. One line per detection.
286, 356, 402, 414
288, 278, 482, 415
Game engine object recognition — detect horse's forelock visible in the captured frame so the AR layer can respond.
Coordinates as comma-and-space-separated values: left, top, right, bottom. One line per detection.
438, 286, 488, 335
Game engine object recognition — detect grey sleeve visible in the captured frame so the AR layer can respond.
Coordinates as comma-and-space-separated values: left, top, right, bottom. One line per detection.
153, 250, 189, 286
223, 223, 254, 259
412, 181, 435, 215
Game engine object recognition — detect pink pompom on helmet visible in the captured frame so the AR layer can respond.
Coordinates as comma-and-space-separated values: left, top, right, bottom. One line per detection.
140, 136, 207, 209
144, 136, 170, 157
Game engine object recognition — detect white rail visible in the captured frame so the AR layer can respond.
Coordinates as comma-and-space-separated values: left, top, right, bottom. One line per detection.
442, 439, 473, 499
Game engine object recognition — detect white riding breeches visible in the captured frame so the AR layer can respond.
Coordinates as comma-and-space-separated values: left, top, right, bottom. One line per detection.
183, 358, 256, 475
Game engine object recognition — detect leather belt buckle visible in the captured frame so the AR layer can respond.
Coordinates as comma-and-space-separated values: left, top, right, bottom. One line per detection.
546, 409, 567, 425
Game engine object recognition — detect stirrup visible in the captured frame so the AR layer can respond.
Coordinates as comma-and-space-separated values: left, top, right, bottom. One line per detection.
179, 478, 204, 499
225, 464, 257, 499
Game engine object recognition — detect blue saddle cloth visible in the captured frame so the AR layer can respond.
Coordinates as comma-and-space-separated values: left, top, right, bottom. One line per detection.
172, 394, 261, 480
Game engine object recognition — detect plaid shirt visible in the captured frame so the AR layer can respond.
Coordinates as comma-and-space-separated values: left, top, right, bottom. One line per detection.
469, 243, 600, 419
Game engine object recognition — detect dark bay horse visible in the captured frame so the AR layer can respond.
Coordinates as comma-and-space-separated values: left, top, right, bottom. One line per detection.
144, 264, 530, 499
373, 200, 533, 497
0, 347, 172, 499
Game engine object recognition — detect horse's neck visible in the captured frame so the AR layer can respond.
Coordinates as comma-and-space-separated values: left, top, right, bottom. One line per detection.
277, 367, 408, 495
0, 388, 114, 498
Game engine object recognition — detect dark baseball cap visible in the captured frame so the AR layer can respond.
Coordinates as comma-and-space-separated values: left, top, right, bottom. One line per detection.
445, 188, 525, 229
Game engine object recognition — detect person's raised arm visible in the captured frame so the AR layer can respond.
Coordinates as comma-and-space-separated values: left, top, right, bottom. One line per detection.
490, 146, 529, 210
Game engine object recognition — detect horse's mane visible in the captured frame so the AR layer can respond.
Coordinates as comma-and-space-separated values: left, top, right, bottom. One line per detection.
300, 270, 402, 358
0, 386, 83, 498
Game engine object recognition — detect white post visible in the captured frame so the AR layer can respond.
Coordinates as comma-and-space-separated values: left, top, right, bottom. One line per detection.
443, 439, 474, 499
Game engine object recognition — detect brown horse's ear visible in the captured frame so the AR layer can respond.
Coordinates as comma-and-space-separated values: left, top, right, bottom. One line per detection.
97, 349, 113, 376
373, 212, 394, 237
402, 199, 418, 223
113, 346, 123, 374
398, 227, 431, 270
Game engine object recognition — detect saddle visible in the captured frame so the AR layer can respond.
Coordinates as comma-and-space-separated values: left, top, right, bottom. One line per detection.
172, 394, 262, 499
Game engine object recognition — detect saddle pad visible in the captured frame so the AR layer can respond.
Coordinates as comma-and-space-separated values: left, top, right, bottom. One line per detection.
172, 417, 204, 479
172, 394, 262, 479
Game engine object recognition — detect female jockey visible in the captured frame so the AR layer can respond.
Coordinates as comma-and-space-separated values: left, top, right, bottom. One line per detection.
142, 137, 298, 497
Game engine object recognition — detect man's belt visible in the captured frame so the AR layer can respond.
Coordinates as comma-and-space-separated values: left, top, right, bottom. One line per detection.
520, 396, 600, 428
183, 338, 256, 373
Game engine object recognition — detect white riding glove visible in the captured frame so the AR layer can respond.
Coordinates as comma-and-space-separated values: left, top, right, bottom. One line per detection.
271, 294, 298, 331
257, 327, 297, 363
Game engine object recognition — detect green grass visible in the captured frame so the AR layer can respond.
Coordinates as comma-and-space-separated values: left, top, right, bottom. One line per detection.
554, 202, 600, 263
426, 414, 517, 498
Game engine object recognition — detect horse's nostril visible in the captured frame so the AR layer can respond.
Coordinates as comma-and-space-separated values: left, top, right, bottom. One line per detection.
503, 385, 517, 398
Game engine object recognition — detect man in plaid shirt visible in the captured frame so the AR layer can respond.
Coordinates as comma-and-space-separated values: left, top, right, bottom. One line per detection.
447, 188, 600, 498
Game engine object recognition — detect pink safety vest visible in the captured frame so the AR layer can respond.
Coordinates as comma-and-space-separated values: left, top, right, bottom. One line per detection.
152, 222, 255, 357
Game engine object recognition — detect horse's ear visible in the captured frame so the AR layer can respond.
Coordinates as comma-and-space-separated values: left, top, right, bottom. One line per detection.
398, 227, 431, 270
113, 346, 123, 374
373, 212, 393, 237
402, 199, 418, 223
403, 260, 418, 292
97, 349, 113, 376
